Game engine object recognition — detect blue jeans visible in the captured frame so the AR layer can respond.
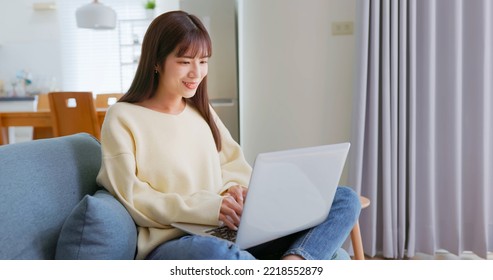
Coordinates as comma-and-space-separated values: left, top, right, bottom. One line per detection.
146, 186, 361, 260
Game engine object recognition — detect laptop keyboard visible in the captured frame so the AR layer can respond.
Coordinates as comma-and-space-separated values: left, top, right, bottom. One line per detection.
205, 226, 237, 242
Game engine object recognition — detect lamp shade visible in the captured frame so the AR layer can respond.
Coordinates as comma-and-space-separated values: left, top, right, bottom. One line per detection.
76, 1, 116, 30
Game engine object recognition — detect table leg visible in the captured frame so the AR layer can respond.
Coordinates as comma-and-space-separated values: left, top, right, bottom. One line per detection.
0, 125, 8, 145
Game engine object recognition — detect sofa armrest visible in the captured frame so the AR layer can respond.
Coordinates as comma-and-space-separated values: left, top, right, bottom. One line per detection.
0, 133, 101, 259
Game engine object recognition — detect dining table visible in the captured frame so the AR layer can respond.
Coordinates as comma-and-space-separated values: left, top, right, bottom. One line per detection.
0, 109, 106, 145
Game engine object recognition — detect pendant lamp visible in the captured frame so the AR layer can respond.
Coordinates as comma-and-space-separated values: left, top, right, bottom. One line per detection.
76, 0, 116, 30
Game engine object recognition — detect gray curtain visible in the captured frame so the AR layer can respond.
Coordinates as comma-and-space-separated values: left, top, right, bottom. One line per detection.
349, 0, 493, 259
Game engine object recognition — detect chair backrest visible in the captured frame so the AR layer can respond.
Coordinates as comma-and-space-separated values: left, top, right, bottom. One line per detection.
95, 93, 123, 108
48, 92, 101, 139
32, 94, 53, 140
36, 93, 50, 110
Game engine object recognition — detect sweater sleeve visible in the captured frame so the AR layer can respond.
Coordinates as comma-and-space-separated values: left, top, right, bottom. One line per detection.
211, 107, 252, 194
96, 108, 223, 228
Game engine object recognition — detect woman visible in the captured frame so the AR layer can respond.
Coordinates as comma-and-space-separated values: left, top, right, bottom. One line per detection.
97, 10, 360, 260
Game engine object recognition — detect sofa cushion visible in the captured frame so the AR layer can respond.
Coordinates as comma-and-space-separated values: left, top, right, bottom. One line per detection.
55, 190, 137, 260
0, 133, 101, 259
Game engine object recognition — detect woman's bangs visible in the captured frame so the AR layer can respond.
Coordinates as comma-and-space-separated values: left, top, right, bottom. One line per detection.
176, 31, 211, 58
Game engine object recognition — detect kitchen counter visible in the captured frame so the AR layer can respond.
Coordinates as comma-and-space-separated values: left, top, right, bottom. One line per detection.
0, 96, 35, 101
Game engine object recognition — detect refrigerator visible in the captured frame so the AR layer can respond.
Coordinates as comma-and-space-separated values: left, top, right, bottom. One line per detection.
179, 0, 240, 142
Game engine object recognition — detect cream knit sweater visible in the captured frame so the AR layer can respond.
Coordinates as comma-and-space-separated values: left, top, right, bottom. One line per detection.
96, 102, 252, 259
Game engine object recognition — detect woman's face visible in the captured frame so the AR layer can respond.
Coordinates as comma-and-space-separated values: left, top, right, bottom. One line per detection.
158, 48, 209, 100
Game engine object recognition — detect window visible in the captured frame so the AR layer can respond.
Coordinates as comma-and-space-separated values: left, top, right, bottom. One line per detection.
58, 0, 151, 94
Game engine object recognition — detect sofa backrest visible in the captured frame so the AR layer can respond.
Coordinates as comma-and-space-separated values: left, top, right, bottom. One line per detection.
0, 133, 101, 259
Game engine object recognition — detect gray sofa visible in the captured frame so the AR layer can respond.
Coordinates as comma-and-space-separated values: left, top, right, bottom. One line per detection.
0, 133, 137, 260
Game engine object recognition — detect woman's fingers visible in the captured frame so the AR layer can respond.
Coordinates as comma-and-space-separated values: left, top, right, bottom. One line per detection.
219, 213, 237, 230
225, 185, 248, 207
219, 196, 242, 230
219, 186, 249, 230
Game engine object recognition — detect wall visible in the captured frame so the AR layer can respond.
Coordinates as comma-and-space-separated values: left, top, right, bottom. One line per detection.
0, 0, 62, 95
238, 0, 356, 184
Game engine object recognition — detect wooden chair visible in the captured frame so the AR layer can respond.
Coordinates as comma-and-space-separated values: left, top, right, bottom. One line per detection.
37, 93, 50, 111
33, 94, 53, 140
95, 93, 123, 108
350, 196, 371, 260
48, 92, 101, 140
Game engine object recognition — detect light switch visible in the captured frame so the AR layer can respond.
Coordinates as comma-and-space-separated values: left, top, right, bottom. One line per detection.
331, 21, 354, 36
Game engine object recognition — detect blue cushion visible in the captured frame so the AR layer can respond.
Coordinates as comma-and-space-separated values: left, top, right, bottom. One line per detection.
55, 190, 137, 260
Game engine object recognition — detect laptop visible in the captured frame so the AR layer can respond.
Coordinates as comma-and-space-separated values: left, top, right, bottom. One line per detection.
171, 142, 350, 249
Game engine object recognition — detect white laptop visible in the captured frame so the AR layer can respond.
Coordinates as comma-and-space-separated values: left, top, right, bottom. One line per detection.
172, 142, 350, 249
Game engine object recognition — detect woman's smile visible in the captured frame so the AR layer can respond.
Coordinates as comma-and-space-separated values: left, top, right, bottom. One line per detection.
183, 81, 199, 89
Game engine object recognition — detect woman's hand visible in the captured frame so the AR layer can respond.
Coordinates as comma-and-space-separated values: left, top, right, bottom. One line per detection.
219, 185, 248, 230
224, 185, 248, 207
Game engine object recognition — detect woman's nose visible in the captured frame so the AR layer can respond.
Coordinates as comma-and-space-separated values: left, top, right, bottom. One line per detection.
188, 63, 200, 78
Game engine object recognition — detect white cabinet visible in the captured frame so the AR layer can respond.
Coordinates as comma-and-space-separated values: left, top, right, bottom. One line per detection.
118, 19, 151, 92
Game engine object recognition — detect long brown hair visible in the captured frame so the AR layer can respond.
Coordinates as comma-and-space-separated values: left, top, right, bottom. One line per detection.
120, 11, 221, 151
